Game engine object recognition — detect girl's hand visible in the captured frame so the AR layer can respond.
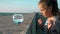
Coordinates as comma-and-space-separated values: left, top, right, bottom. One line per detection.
47, 22, 52, 29
47, 19, 53, 29
38, 19, 43, 25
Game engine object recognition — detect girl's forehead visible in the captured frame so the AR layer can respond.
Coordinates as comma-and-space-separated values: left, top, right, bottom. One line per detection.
39, 3, 48, 9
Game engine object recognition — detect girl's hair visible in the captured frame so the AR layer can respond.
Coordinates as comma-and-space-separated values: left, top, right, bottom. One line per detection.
39, 0, 59, 16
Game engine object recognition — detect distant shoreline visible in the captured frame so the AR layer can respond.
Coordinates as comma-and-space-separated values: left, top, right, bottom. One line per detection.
0, 13, 35, 16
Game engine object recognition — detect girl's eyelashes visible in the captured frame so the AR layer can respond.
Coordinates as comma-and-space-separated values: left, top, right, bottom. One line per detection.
41, 10, 43, 11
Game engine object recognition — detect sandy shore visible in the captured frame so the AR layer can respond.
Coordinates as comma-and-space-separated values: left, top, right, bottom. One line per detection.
0, 13, 35, 34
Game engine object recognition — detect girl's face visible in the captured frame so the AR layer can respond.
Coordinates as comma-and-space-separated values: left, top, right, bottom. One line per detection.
38, 3, 52, 18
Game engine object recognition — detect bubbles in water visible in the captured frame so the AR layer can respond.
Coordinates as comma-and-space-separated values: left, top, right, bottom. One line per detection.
12, 14, 24, 24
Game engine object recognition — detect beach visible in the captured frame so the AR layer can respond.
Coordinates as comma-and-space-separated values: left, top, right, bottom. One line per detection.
0, 13, 35, 34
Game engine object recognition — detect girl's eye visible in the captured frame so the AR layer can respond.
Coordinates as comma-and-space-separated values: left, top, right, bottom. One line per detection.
41, 10, 45, 12
40, 9, 43, 11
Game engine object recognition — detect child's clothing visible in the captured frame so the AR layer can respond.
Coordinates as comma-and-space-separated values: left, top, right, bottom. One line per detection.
44, 16, 60, 34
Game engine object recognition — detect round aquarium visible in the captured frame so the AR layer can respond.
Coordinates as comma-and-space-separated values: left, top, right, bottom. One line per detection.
12, 14, 24, 24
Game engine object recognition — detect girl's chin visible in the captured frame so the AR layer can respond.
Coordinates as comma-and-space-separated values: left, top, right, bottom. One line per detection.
43, 15, 46, 17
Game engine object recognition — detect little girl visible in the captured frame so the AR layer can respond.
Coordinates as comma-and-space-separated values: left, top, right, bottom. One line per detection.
38, 0, 60, 34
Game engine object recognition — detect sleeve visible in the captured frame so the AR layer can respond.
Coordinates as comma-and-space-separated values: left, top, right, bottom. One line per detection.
52, 18, 60, 34
55, 19, 60, 34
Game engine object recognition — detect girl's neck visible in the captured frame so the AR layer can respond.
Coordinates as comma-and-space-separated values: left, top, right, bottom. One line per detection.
47, 15, 54, 19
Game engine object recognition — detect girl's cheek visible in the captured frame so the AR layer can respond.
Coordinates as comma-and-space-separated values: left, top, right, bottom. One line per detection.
45, 11, 50, 17
42, 11, 46, 17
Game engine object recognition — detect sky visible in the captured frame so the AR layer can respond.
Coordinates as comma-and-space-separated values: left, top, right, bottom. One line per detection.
0, 0, 60, 13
